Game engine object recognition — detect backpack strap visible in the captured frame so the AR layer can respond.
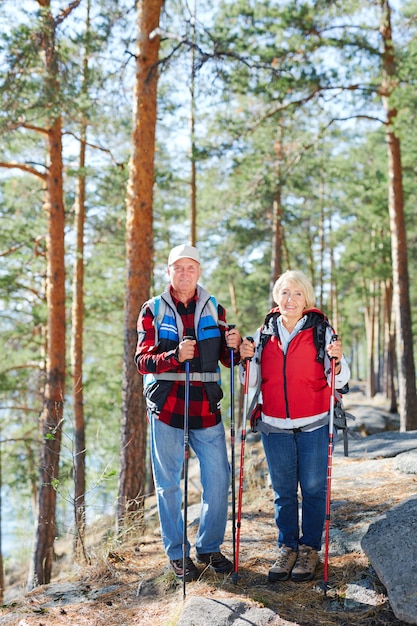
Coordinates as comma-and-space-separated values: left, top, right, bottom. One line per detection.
333, 399, 360, 456
206, 295, 221, 327
148, 295, 163, 345
149, 293, 221, 346
314, 319, 349, 394
314, 319, 328, 364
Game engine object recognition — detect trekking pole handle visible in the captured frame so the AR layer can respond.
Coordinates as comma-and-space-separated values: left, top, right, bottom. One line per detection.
244, 336, 254, 361
180, 335, 195, 363
329, 334, 338, 401
242, 337, 254, 400
227, 324, 236, 351
330, 334, 339, 374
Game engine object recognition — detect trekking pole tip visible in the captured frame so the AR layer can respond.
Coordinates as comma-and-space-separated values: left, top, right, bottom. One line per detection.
318, 579, 330, 597
231, 571, 239, 584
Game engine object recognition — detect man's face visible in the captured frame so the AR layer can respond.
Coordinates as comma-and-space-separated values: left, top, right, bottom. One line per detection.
168, 258, 201, 295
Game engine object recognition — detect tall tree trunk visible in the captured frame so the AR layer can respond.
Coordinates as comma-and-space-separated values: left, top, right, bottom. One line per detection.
189, 0, 197, 246
327, 211, 339, 329
305, 215, 315, 287
318, 170, 325, 311
29, 0, 76, 587
374, 283, 382, 394
380, 0, 417, 430
71, 0, 92, 561
270, 128, 284, 307
364, 283, 376, 398
118, 0, 163, 528
383, 278, 397, 412
229, 278, 238, 317
32, 113, 66, 587
269, 191, 283, 307
330, 237, 338, 331
71, 93, 87, 559
71, 16, 89, 560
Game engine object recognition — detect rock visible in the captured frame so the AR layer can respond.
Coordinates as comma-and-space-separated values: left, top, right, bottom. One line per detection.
361, 496, 417, 624
344, 577, 387, 610
346, 404, 400, 434
176, 596, 285, 626
334, 430, 417, 459
393, 450, 417, 475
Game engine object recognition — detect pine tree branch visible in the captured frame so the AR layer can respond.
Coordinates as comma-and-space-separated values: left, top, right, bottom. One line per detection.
55, 0, 83, 27
0, 160, 47, 180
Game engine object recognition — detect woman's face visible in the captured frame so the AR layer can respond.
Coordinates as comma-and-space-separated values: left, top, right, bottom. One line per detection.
277, 280, 307, 322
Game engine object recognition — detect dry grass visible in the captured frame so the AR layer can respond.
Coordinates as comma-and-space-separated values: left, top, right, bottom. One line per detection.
2, 392, 415, 625
2, 457, 414, 626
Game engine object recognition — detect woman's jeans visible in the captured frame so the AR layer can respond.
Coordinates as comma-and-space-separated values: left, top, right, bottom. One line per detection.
149, 417, 230, 561
261, 425, 329, 552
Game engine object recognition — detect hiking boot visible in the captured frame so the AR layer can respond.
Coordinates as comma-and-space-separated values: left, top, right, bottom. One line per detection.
169, 557, 199, 582
290, 545, 319, 582
196, 551, 233, 574
268, 545, 298, 582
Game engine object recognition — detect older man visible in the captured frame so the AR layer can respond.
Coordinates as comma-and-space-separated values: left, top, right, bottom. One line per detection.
135, 244, 242, 581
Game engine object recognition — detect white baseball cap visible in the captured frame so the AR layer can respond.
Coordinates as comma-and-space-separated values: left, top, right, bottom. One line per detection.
168, 244, 200, 266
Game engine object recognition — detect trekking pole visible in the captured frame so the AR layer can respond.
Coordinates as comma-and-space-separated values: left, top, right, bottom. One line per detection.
228, 325, 237, 574
182, 336, 193, 599
232, 337, 253, 584
323, 334, 338, 593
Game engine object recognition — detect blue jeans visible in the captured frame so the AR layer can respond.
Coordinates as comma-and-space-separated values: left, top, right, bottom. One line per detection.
149, 417, 230, 561
261, 425, 329, 552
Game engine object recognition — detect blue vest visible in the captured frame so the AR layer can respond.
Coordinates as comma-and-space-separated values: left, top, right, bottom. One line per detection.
143, 286, 224, 412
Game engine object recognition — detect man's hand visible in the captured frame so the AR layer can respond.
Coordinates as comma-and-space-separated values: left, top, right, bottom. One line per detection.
177, 338, 196, 363
226, 327, 242, 351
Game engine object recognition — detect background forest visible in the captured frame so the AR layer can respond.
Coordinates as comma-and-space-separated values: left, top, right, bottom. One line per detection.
1, 0, 417, 600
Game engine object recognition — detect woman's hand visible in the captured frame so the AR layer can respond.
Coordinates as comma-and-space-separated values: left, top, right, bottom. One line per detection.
240, 338, 255, 361
327, 338, 343, 373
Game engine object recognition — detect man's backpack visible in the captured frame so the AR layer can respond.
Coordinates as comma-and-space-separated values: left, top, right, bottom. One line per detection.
149, 294, 219, 344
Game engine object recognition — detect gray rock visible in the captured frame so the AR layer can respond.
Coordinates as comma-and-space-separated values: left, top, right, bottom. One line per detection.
343, 577, 387, 610
334, 430, 417, 459
361, 496, 417, 624
346, 403, 400, 434
176, 596, 280, 626
394, 450, 417, 475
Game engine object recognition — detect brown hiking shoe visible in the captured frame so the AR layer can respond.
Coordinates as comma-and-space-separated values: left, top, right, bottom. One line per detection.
169, 557, 199, 582
196, 551, 233, 574
268, 545, 298, 582
290, 544, 319, 582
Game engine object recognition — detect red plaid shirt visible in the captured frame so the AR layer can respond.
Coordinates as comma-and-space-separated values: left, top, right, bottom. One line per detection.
135, 288, 235, 429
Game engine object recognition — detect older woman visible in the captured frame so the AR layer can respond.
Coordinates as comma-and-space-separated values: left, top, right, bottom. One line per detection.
240, 270, 350, 583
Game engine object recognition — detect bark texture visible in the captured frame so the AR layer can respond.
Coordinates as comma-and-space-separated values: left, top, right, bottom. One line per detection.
118, 0, 163, 526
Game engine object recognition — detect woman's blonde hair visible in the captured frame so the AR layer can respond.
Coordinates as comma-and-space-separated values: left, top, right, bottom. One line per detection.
272, 270, 315, 310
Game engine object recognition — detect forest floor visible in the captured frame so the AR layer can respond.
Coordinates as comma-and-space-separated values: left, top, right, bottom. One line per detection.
1, 384, 415, 626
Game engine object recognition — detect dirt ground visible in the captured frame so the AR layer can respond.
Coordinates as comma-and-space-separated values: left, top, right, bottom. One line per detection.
1, 388, 415, 626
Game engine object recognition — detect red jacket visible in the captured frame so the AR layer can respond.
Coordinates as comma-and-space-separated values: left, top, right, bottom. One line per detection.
261, 310, 331, 421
